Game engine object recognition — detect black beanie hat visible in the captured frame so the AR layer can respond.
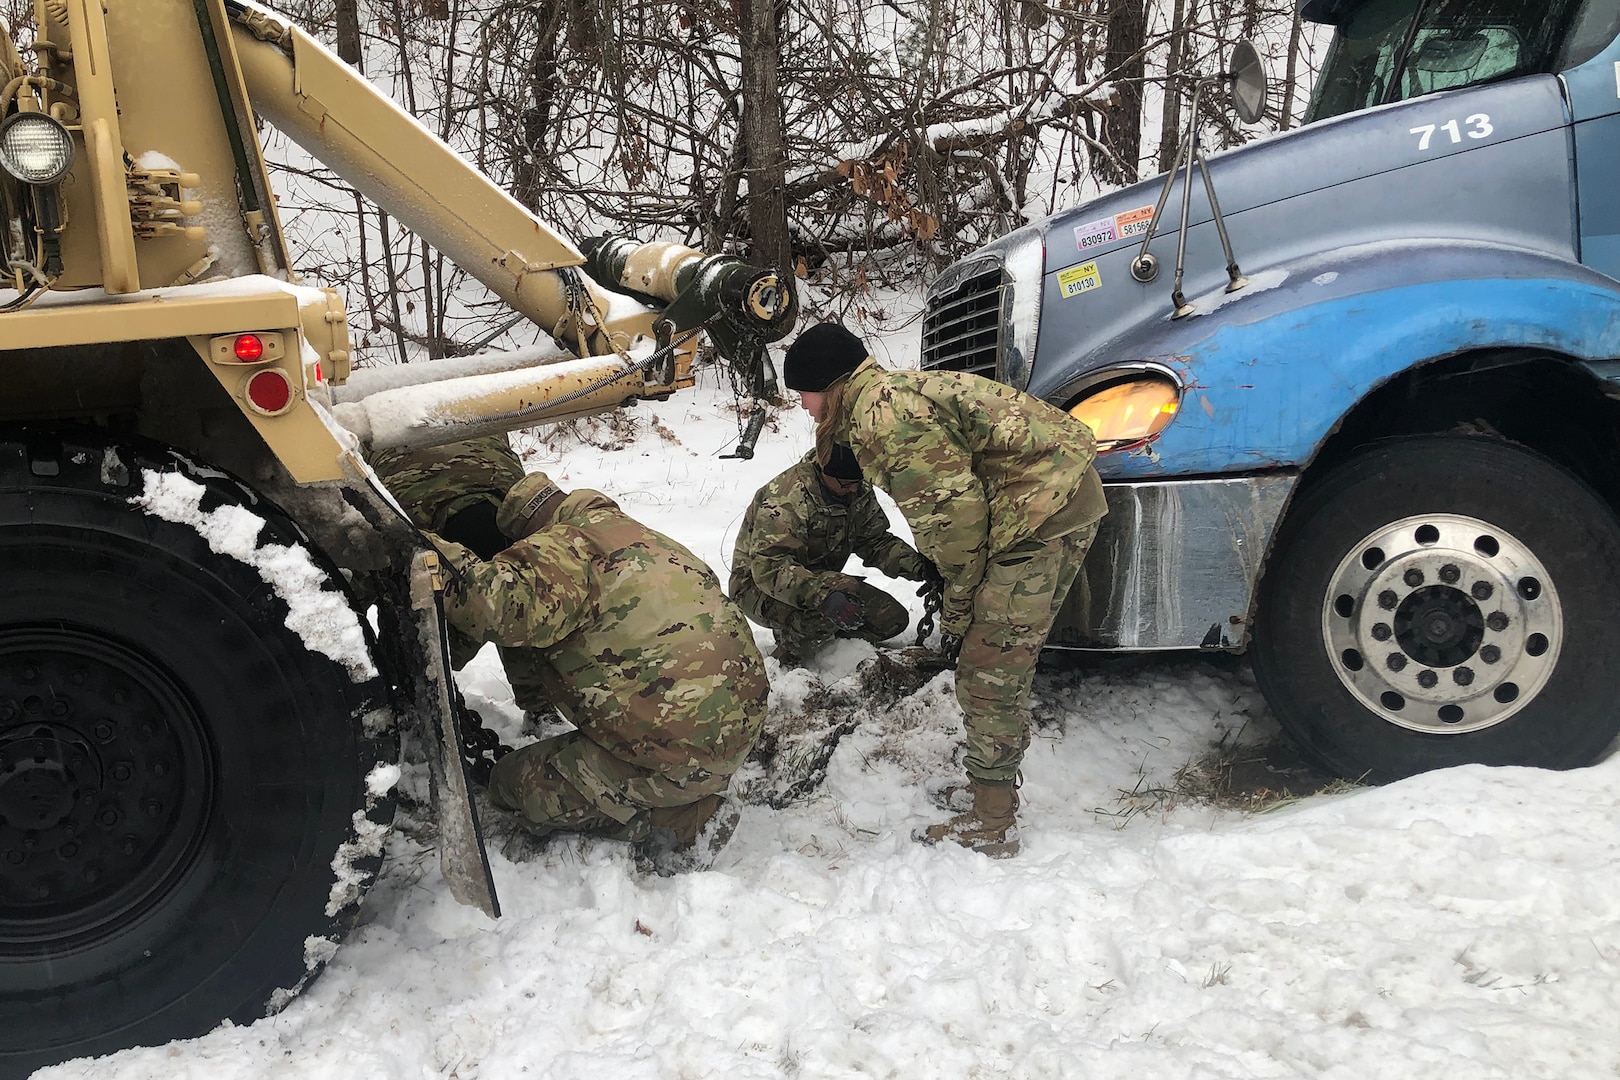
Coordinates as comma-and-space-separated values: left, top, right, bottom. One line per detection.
782, 322, 868, 392
821, 444, 863, 481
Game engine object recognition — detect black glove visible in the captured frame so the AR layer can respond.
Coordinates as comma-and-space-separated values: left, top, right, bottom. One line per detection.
819, 589, 866, 631
937, 632, 963, 669
915, 558, 945, 595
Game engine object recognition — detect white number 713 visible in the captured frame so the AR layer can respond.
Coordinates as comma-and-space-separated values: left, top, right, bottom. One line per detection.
1410, 114, 1494, 151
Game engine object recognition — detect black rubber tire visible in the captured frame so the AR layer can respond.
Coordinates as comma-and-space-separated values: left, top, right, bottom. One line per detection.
0, 430, 396, 1077
1252, 435, 1620, 783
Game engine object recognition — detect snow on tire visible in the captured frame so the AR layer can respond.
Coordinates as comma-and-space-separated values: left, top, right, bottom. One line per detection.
0, 430, 397, 1076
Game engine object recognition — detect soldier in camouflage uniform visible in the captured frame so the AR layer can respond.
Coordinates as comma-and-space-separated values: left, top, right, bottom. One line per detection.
367, 435, 554, 717
783, 322, 1107, 858
730, 445, 937, 665
427, 471, 769, 851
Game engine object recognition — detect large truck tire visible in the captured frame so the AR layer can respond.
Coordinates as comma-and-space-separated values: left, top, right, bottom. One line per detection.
1252, 435, 1620, 783
0, 431, 397, 1077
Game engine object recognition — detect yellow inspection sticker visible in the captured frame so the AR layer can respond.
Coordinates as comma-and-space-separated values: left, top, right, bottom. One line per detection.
1058, 261, 1103, 298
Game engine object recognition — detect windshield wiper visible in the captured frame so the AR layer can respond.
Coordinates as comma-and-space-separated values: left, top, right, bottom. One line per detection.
1381, 0, 1433, 106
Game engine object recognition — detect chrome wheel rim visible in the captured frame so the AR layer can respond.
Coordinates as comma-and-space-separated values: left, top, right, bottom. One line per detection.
1322, 514, 1562, 734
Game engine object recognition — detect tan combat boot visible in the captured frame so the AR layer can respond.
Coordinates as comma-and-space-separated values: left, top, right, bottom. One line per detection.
914, 777, 1020, 858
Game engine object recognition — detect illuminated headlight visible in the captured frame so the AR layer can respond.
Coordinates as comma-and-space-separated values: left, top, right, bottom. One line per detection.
1068, 373, 1181, 449
989, 224, 1044, 390
0, 113, 76, 186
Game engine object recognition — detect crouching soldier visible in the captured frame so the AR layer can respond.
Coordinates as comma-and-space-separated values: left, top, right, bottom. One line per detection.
428, 472, 770, 856
730, 446, 938, 665
368, 435, 552, 720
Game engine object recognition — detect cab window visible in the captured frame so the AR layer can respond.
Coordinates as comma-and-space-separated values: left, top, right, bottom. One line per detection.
1307, 0, 1592, 122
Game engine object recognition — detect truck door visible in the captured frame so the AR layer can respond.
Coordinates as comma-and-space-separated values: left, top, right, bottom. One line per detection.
1564, 2, 1620, 280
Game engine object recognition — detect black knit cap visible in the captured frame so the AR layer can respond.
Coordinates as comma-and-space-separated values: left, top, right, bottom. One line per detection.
821, 444, 863, 481
782, 322, 868, 392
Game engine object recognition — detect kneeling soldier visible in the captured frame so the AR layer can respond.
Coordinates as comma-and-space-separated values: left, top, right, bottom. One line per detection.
429, 472, 770, 852
730, 445, 937, 665
369, 434, 552, 720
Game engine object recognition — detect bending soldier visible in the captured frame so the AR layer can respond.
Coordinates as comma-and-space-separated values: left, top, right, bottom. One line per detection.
784, 322, 1107, 858
368, 434, 552, 719
730, 446, 938, 665
428, 472, 769, 854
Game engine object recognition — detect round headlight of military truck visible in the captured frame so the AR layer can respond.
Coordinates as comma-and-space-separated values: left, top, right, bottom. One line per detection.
0, 112, 76, 185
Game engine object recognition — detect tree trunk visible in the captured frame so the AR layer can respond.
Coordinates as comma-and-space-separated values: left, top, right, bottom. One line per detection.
334, 0, 362, 69
1095, 0, 1146, 185
1156, 0, 1189, 175
737, 0, 792, 275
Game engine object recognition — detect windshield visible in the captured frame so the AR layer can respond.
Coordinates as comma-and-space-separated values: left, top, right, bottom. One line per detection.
1306, 0, 1591, 122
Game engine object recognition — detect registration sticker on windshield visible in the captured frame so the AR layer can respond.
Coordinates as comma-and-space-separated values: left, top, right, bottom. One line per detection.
1058, 261, 1103, 298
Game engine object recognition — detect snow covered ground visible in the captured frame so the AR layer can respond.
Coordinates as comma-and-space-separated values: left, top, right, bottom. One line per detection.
42, 328, 1620, 1079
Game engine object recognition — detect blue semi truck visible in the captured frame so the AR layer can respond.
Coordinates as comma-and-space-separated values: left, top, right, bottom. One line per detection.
922, 0, 1620, 781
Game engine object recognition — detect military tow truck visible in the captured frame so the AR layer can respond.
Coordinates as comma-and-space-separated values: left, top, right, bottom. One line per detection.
923, 0, 1620, 782
0, 0, 794, 1072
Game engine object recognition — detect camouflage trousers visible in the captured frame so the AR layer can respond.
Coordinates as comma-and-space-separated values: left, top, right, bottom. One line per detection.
488, 730, 739, 842
731, 578, 910, 657
956, 521, 1099, 783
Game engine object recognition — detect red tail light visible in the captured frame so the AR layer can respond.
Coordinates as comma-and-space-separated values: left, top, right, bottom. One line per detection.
233, 334, 265, 362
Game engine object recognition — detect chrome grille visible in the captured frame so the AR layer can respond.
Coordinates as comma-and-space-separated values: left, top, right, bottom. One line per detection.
922, 262, 1004, 378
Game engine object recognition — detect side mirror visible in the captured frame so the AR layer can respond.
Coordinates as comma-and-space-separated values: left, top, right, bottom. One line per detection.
1229, 39, 1268, 126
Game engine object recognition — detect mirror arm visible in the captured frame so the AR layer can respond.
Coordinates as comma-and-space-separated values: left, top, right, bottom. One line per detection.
1168, 78, 1208, 319
1196, 139, 1247, 295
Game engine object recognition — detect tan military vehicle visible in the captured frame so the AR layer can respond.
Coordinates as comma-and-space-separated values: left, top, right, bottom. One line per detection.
0, 0, 794, 1071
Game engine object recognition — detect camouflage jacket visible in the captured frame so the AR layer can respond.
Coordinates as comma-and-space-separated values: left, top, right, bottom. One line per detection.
368, 434, 524, 532
830, 361, 1105, 632
431, 490, 768, 779
729, 454, 930, 609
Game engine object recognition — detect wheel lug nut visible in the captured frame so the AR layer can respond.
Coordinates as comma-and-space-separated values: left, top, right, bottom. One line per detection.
1404, 569, 1425, 587
1417, 670, 1438, 688
1480, 644, 1501, 664
1379, 590, 1399, 611
111, 763, 131, 782
1439, 564, 1461, 584
1487, 612, 1510, 632
142, 799, 163, 818
1371, 623, 1392, 642
93, 722, 115, 741
58, 842, 79, 859
98, 809, 118, 826
83, 867, 99, 884
120, 836, 138, 855
1454, 667, 1476, 687
49, 700, 68, 717
1387, 653, 1408, 672
1472, 581, 1493, 601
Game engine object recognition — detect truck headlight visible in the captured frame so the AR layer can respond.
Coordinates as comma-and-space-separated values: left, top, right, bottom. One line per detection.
1068, 373, 1181, 449
0, 113, 75, 185
991, 224, 1044, 390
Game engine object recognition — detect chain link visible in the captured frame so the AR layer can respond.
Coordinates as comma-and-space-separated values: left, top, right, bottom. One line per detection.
914, 581, 943, 647
458, 703, 513, 788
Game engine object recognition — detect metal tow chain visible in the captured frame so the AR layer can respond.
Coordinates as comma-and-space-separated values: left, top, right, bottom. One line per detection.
914, 581, 943, 647
457, 702, 513, 788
